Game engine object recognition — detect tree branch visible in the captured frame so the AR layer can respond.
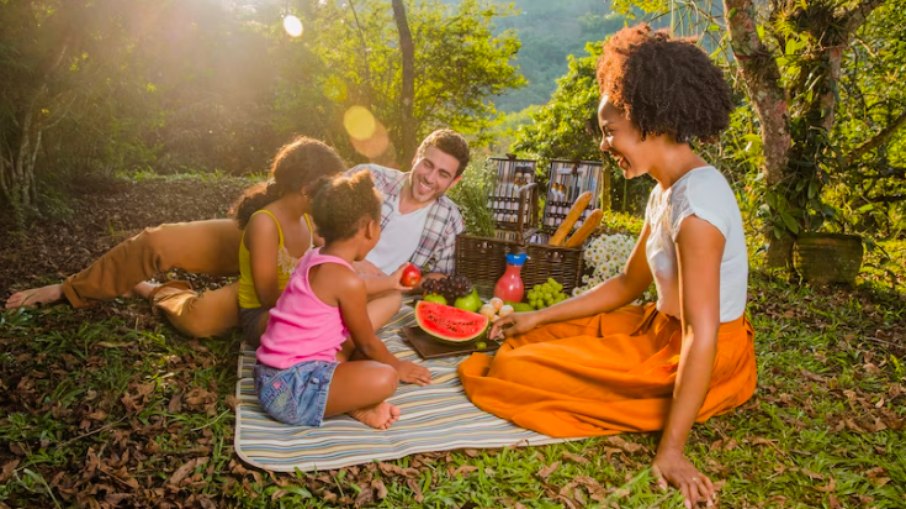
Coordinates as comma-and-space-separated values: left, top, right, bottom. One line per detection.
863, 193, 906, 205
392, 0, 415, 166
837, 0, 886, 35
346, 0, 372, 101
844, 109, 906, 166
723, 0, 791, 185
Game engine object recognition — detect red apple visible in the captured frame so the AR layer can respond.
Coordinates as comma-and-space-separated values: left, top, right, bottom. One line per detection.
399, 262, 422, 287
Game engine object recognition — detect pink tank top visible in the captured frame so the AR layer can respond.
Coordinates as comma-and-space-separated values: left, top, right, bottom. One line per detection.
256, 248, 353, 369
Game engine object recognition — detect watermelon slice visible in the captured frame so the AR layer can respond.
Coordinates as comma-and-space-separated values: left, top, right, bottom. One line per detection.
415, 300, 489, 344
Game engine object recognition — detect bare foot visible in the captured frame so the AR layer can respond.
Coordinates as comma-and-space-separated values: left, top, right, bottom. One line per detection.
349, 401, 400, 430
5, 284, 63, 309
132, 281, 162, 300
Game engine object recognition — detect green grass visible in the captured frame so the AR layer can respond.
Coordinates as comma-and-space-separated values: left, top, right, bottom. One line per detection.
1, 271, 904, 507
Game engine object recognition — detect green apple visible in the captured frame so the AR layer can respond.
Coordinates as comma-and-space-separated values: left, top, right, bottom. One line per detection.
422, 293, 447, 305
454, 289, 482, 312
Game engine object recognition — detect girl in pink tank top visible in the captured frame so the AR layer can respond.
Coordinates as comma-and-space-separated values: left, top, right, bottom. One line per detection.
255, 171, 431, 430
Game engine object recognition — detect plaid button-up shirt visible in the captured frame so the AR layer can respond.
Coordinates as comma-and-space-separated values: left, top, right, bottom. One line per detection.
348, 164, 464, 275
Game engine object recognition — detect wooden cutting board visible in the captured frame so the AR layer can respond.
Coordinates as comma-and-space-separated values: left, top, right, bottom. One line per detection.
401, 326, 499, 360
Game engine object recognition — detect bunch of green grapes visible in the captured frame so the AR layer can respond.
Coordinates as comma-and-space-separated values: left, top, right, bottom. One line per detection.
526, 278, 568, 309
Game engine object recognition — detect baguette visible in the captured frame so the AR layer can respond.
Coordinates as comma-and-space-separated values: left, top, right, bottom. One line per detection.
549, 191, 592, 246
564, 209, 603, 248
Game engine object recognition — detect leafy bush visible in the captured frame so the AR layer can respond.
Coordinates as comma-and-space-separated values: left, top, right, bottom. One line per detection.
447, 160, 497, 237
596, 210, 644, 236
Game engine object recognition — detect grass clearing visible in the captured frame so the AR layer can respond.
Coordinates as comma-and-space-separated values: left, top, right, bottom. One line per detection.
1, 174, 903, 507
2, 269, 903, 507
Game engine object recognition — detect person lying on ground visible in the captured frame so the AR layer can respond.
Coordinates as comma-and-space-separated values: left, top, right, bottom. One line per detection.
5, 129, 471, 339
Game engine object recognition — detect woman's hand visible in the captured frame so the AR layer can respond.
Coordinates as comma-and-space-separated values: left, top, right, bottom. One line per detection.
395, 360, 432, 386
652, 449, 716, 508
489, 311, 542, 340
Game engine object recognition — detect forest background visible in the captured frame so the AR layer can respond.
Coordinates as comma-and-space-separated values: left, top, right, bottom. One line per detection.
2, 0, 904, 275
1, 1, 904, 507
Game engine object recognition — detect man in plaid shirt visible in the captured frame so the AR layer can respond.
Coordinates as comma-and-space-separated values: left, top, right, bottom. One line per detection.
347, 129, 469, 278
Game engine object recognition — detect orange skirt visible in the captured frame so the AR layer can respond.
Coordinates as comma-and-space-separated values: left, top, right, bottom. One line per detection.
458, 303, 756, 438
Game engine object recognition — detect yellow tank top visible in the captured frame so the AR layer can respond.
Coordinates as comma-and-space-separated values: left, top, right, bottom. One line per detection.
237, 210, 312, 309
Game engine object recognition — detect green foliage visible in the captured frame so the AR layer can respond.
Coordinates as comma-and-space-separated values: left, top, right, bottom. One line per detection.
446, 159, 496, 237
828, 2, 906, 238
511, 41, 650, 214
611, 0, 906, 254
1, 0, 529, 222
597, 210, 644, 236
283, 0, 526, 165
490, 0, 620, 112
0, 0, 284, 224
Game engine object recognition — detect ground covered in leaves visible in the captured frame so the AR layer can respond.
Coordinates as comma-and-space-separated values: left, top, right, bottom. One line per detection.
1, 174, 904, 508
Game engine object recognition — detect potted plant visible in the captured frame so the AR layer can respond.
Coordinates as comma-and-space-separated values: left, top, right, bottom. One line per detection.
790, 203, 864, 285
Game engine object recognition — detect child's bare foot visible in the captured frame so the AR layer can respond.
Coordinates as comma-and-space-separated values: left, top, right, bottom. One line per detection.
349, 401, 400, 430
5, 284, 63, 309
132, 281, 162, 300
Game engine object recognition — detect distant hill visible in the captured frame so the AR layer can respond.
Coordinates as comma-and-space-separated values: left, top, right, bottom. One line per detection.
489, 0, 624, 112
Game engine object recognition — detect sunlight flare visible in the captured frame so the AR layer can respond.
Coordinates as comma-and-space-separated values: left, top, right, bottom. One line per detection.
350, 119, 391, 160
343, 106, 377, 141
283, 15, 303, 37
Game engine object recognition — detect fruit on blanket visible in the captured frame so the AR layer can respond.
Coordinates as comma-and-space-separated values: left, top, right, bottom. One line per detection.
489, 297, 504, 311
415, 301, 489, 344
479, 303, 496, 320
453, 289, 482, 312
498, 304, 514, 317
422, 293, 447, 305
400, 262, 422, 287
526, 278, 568, 309
421, 274, 473, 302
508, 301, 534, 313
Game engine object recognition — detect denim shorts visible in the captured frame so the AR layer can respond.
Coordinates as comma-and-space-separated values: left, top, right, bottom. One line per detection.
254, 360, 338, 426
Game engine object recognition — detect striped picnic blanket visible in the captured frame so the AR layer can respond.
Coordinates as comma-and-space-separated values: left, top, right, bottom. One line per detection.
234, 305, 567, 472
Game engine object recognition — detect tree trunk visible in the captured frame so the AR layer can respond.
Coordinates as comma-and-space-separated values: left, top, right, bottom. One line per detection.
723, 0, 884, 271
600, 166, 612, 212
346, 0, 372, 90
723, 0, 793, 269
1, 106, 44, 226
392, 0, 416, 167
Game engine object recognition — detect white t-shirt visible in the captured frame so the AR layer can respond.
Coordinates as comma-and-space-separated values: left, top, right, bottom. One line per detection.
365, 193, 431, 274
645, 166, 748, 322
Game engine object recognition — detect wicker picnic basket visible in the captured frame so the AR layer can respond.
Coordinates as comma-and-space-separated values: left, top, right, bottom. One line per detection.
455, 183, 585, 296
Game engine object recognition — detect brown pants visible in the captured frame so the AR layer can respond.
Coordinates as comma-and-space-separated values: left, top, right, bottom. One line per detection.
62, 219, 243, 337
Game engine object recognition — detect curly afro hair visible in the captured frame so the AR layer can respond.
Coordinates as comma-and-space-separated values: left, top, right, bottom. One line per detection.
311, 169, 382, 244
596, 24, 732, 143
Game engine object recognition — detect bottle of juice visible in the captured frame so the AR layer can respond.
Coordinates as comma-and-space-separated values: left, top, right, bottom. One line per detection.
494, 252, 527, 303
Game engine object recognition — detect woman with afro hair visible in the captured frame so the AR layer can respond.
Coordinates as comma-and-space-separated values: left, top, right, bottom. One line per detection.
460, 24, 754, 507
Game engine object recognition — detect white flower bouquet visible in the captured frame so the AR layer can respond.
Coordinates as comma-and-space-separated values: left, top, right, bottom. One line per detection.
572, 233, 655, 302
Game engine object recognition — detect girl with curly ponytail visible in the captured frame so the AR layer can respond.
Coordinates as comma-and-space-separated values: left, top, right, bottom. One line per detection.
230, 136, 348, 343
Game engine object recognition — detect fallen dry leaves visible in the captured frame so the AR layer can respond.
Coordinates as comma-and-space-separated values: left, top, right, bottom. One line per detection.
1, 177, 903, 507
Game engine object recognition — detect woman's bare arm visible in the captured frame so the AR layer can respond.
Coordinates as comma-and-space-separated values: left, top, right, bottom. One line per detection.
321, 265, 431, 385
652, 216, 724, 508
